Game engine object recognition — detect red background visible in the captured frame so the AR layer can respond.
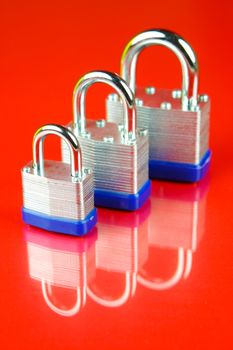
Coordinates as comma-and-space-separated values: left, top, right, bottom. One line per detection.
0, 0, 233, 349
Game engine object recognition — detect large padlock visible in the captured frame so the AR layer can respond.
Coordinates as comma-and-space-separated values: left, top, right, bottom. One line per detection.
21, 124, 97, 236
137, 177, 209, 290
87, 202, 150, 307
24, 225, 97, 317
61, 70, 151, 210
106, 29, 211, 182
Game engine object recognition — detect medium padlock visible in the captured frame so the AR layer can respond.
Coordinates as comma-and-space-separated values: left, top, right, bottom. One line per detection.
21, 124, 97, 236
87, 204, 150, 307
106, 29, 211, 182
24, 225, 97, 317
62, 71, 151, 210
137, 178, 209, 290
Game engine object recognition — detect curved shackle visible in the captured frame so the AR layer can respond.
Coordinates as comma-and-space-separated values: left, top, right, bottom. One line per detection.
33, 124, 82, 177
121, 29, 199, 110
73, 70, 137, 142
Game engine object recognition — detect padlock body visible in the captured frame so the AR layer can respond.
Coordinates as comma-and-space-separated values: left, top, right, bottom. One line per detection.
22, 160, 97, 235
62, 120, 151, 210
106, 87, 211, 182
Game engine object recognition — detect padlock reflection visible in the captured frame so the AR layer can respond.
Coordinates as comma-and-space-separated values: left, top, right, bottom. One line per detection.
138, 177, 209, 290
87, 200, 150, 307
24, 226, 97, 317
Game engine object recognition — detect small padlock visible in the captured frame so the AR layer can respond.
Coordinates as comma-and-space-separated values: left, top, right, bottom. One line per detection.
106, 29, 211, 182
21, 124, 97, 236
62, 71, 151, 210
24, 225, 97, 317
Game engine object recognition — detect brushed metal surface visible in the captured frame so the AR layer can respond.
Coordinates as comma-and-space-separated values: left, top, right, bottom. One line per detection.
62, 120, 149, 194
106, 87, 210, 165
22, 160, 95, 220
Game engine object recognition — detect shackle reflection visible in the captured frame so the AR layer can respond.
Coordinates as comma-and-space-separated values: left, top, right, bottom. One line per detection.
87, 200, 151, 307
24, 176, 209, 314
24, 226, 97, 317
138, 176, 209, 290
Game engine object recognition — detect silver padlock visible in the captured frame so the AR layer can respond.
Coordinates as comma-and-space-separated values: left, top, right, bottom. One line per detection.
22, 124, 97, 236
62, 71, 151, 210
106, 29, 211, 182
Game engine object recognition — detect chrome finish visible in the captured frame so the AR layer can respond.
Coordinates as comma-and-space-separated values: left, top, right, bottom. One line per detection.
73, 71, 136, 143
198, 94, 209, 103
62, 70, 150, 195
145, 86, 156, 95
172, 89, 182, 99
121, 29, 199, 110
96, 119, 106, 128
135, 98, 144, 106
160, 102, 172, 110
22, 160, 94, 220
62, 120, 149, 194
33, 124, 82, 178
22, 124, 95, 221
107, 87, 210, 165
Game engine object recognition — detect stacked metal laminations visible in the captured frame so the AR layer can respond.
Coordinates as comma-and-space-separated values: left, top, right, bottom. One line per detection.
22, 159, 94, 221
22, 124, 97, 236
107, 88, 210, 165
106, 29, 211, 182
62, 120, 149, 194
61, 70, 151, 210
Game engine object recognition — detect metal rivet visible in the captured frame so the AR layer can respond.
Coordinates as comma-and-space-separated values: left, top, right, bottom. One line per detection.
172, 90, 182, 99
145, 86, 156, 95
72, 176, 81, 183
198, 94, 209, 103
103, 136, 114, 143
84, 168, 92, 175
135, 98, 144, 106
23, 167, 31, 173
108, 93, 119, 102
82, 131, 91, 139
192, 105, 201, 112
96, 119, 106, 128
138, 128, 148, 137
160, 102, 172, 110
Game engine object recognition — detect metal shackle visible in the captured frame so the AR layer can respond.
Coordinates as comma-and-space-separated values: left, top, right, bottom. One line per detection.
73, 70, 137, 142
121, 29, 199, 110
33, 124, 82, 177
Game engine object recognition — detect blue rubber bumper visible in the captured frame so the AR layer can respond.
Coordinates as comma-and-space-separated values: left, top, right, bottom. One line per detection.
22, 207, 97, 236
94, 179, 151, 211
149, 150, 211, 183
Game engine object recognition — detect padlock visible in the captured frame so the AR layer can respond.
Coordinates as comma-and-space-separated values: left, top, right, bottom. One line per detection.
61, 70, 151, 210
24, 225, 97, 317
137, 177, 209, 290
106, 29, 211, 182
87, 203, 150, 307
21, 124, 97, 236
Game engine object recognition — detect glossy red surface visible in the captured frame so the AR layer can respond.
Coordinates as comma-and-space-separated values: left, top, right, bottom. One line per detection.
1, 1, 233, 349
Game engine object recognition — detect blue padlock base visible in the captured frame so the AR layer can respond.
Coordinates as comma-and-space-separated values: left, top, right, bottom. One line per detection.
22, 207, 97, 236
94, 179, 151, 211
149, 150, 211, 183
